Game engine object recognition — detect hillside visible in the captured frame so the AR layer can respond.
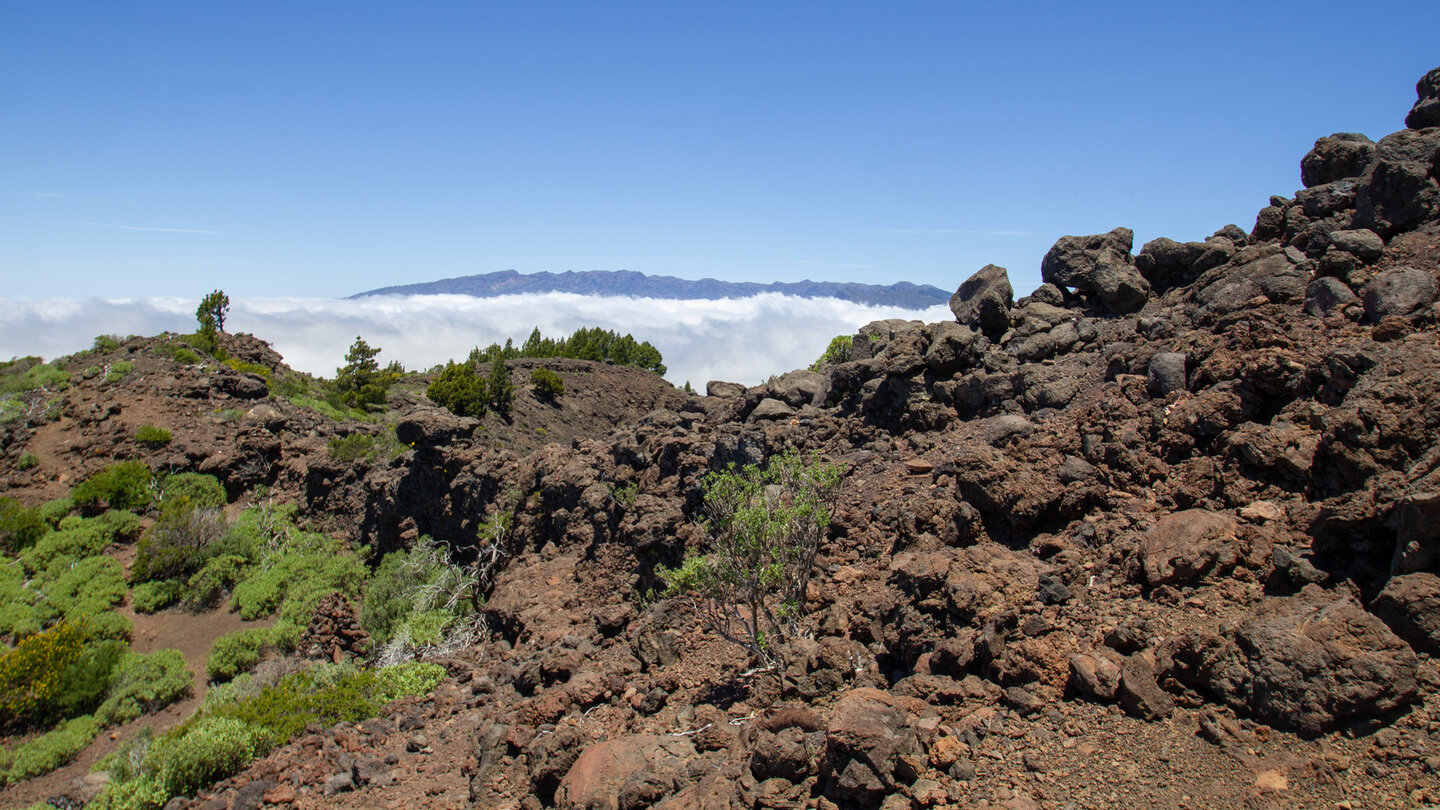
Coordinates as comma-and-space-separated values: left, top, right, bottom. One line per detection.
2, 65, 1440, 810
350, 269, 952, 309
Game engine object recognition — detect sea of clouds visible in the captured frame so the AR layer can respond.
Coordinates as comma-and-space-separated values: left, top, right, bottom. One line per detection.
0, 294, 951, 388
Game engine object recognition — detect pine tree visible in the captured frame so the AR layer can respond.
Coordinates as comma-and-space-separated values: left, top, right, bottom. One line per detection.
487, 355, 515, 417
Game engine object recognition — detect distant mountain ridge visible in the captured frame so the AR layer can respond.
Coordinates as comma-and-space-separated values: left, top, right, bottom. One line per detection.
350, 269, 951, 309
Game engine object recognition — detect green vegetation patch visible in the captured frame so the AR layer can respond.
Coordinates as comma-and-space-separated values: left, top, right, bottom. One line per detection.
0, 714, 102, 786
73, 461, 155, 512
530, 366, 564, 399
96, 650, 190, 726
134, 425, 173, 446
132, 580, 185, 614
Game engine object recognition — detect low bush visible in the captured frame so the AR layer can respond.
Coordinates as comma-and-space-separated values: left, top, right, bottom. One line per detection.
132, 580, 185, 614
48, 639, 126, 721
16, 452, 38, 471
104, 360, 134, 385
0, 558, 43, 639
327, 433, 376, 463
38, 497, 74, 528
133, 425, 172, 446
184, 554, 248, 610
0, 620, 91, 727
145, 716, 257, 799
96, 509, 144, 544
88, 774, 169, 810
0, 714, 102, 785
0, 497, 47, 552
132, 507, 227, 584
96, 649, 190, 725
206, 627, 282, 682
39, 555, 129, 623
93, 335, 122, 353
530, 366, 564, 399
221, 358, 270, 379
19, 516, 112, 573
73, 462, 155, 512
231, 537, 367, 625
158, 472, 227, 512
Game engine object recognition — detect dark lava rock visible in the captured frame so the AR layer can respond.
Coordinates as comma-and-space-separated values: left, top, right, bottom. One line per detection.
1300, 133, 1375, 189
1372, 573, 1440, 655
1362, 266, 1438, 321
949, 264, 1014, 342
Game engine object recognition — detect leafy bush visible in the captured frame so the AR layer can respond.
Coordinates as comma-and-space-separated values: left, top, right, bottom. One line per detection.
16, 452, 38, 471
132, 580, 185, 614
104, 360, 135, 385
809, 334, 853, 370
146, 716, 257, 799
221, 357, 270, 379
48, 639, 127, 721
233, 544, 367, 625
658, 450, 843, 669
426, 361, 487, 417
184, 554, 248, 609
19, 517, 113, 574
207, 626, 285, 682
40, 555, 129, 623
0, 558, 43, 639
38, 497, 74, 528
134, 425, 173, 446
96, 509, 144, 543
0, 497, 47, 552
0, 620, 91, 727
0, 361, 71, 395
361, 545, 452, 644
88, 774, 169, 810
328, 432, 376, 462
96, 649, 190, 725
93, 334, 123, 353
73, 461, 155, 512
530, 366, 564, 399
158, 472, 227, 512
0, 714, 102, 785
132, 507, 227, 584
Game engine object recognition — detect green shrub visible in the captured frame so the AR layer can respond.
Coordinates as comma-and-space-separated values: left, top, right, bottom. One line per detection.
49, 639, 127, 721
38, 497, 74, 528
332, 336, 396, 412
530, 366, 564, 399
146, 716, 257, 799
16, 452, 38, 471
96, 649, 190, 725
0, 497, 47, 552
73, 461, 155, 512
40, 555, 129, 622
487, 356, 515, 416
132, 580, 185, 614
361, 546, 447, 644
0, 362, 70, 395
206, 627, 280, 682
95, 509, 144, 543
231, 537, 367, 624
158, 472, 227, 512
221, 358, 270, 379
809, 334, 853, 370
328, 432, 376, 463
93, 334, 123, 353
426, 361, 487, 417
0, 558, 43, 639
134, 425, 172, 446
0, 620, 91, 727
19, 516, 113, 574
0, 714, 102, 785
658, 450, 843, 669
373, 661, 445, 703
88, 775, 168, 810
184, 554, 248, 610
104, 360, 135, 385
132, 507, 227, 584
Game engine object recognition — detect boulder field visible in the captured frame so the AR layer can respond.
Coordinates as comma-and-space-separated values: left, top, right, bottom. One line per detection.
6, 66, 1440, 810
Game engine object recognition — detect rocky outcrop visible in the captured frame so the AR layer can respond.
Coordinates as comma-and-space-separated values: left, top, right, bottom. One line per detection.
1041, 227, 1150, 313
949, 264, 1014, 341
1405, 65, 1440, 130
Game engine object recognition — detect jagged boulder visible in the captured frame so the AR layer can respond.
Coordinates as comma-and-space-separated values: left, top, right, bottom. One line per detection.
554, 734, 697, 810
706, 380, 746, 399
766, 369, 828, 408
1136, 509, 1240, 587
1171, 586, 1418, 734
1195, 245, 1310, 313
1405, 65, 1440, 130
1353, 128, 1440, 237
1300, 133, 1375, 189
949, 264, 1013, 341
1362, 266, 1437, 321
1146, 352, 1187, 397
820, 688, 924, 809
1372, 573, 1440, 655
1041, 227, 1149, 313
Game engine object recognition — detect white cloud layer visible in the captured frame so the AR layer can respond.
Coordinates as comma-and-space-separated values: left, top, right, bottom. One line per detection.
0, 294, 952, 387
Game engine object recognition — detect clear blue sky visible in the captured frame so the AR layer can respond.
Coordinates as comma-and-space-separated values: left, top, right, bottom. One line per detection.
3, 1, 1437, 300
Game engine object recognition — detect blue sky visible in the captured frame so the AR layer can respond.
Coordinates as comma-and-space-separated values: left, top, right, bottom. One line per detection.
2, 1, 1437, 301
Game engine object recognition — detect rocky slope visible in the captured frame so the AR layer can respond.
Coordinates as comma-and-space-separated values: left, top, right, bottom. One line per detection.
6, 66, 1440, 810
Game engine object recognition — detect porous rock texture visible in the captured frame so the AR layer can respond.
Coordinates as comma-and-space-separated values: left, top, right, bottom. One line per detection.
8, 66, 1440, 810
